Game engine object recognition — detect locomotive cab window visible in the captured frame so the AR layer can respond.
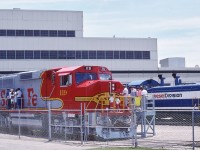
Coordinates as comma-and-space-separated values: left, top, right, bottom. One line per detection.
75, 72, 97, 84
60, 74, 72, 86
99, 73, 112, 80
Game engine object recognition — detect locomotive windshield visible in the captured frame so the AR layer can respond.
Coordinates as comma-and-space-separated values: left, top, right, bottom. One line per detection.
99, 73, 112, 80
75, 72, 97, 84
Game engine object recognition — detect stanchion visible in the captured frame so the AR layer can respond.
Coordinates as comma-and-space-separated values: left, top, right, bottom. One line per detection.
18, 108, 21, 139
48, 100, 52, 141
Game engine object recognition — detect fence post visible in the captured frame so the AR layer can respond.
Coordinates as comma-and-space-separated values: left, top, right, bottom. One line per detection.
192, 107, 195, 150
132, 97, 138, 148
106, 108, 109, 145
18, 108, 21, 139
80, 103, 83, 145
48, 100, 52, 141
83, 103, 88, 142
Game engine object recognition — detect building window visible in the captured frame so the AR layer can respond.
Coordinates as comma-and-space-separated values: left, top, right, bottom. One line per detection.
34, 30, 40, 36
0, 50, 151, 60
58, 30, 66, 37
34, 51, 41, 59
49, 30, 57, 37
0, 30, 6, 36
120, 51, 125, 59
41, 51, 49, 59
41, 30, 49, 37
82, 51, 88, 59
126, 51, 134, 59
76, 51, 81, 59
50, 51, 58, 59
67, 51, 75, 59
25, 30, 33, 36
114, 51, 120, 59
16, 50, 24, 59
106, 51, 113, 59
7, 30, 15, 36
0, 50, 6, 59
7, 50, 15, 59
16, 30, 24, 36
89, 51, 96, 59
143, 51, 150, 59
25, 51, 33, 59
1, 29, 75, 38
58, 51, 66, 59
97, 51, 105, 59
135, 51, 142, 59
67, 30, 75, 37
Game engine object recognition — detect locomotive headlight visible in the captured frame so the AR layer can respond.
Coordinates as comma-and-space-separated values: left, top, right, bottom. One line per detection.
85, 66, 92, 70
112, 83, 115, 91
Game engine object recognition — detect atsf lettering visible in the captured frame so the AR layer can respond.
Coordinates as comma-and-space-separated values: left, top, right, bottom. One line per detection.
0, 90, 6, 107
27, 88, 38, 106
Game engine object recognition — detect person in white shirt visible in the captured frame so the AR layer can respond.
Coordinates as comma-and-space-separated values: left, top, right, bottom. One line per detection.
141, 86, 148, 110
130, 87, 137, 97
14, 89, 17, 109
122, 86, 129, 108
130, 87, 137, 105
16, 88, 22, 109
9, 89, 15, 109
141, 87, 148, 96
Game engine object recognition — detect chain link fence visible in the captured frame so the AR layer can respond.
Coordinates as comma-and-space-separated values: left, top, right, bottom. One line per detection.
0, 102, 200, 149
0, 110, 49, 138
50, 109, 83, 143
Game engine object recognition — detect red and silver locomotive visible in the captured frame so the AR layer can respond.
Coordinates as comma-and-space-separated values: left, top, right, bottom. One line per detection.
0, 66, 124, 110
0, 66, 136, 139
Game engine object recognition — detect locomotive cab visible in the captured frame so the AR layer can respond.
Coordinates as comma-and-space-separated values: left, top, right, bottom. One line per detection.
40, 66, 124, 110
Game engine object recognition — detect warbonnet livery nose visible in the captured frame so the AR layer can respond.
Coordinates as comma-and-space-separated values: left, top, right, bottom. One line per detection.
110, 81, 124, 94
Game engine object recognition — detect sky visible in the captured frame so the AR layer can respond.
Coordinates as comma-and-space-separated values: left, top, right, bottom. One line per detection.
1, 0, 200, 67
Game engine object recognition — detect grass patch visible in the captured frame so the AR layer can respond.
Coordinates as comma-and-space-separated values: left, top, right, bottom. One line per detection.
89, 147, 163, 150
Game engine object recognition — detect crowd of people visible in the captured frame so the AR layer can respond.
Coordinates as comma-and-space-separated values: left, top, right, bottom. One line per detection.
123, 86, 148, 108
6, 88, 22, 109
109, 86, 148, 110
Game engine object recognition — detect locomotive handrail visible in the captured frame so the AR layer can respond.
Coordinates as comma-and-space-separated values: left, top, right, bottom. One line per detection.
48, 85, 56, 98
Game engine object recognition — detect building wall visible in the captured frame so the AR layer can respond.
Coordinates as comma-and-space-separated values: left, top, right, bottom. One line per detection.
0, 9, 157, 74
160, 57, 185, 68
0, 37, 157, 71
0, 9, 83, 37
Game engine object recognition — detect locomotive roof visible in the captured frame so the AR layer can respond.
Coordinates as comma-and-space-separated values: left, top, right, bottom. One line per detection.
57, 66, 81, 73
148, 83, 200, 93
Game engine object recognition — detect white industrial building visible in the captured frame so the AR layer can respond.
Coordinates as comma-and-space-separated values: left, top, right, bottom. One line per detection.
160, 57, 185, 68
0, 8, 200, 85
